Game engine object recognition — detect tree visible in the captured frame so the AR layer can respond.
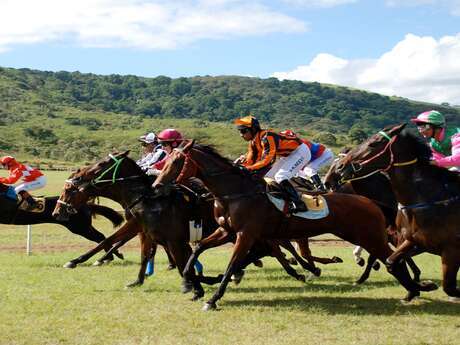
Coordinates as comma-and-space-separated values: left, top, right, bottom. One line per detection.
348, 128, 368, 144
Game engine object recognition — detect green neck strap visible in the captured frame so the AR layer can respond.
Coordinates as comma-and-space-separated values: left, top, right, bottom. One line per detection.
378, 131, 392, 141
93, 155, 125, 185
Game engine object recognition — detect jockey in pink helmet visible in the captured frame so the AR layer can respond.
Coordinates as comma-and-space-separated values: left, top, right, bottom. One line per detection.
149, 129, 184, 173
0, 155, 46, 209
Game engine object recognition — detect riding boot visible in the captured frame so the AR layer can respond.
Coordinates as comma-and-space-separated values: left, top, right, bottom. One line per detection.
279, 180, 308, 213
311, 174, 326, 191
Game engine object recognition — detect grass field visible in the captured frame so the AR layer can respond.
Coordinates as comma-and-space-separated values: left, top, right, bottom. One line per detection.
1, 171, 459, 345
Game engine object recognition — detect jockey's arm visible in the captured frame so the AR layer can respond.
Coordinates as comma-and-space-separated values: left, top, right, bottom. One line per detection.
244, 134, 277, 171
0, 168, 22, 184
432, 133, 460, 168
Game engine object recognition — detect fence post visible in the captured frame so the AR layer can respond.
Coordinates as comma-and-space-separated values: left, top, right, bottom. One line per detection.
26, 225, 32, 255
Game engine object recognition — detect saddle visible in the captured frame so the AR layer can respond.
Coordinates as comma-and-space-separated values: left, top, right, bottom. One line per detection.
264, 178, 329, 219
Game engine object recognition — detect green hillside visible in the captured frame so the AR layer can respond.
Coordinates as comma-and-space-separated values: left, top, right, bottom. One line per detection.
0, 66, 459, 167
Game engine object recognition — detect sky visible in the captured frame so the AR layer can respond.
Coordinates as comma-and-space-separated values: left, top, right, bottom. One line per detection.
0, 0, 459, 105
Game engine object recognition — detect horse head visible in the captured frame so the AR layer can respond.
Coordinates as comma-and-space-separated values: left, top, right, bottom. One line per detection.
53, 150, 136, 221
337, 123, 408, 182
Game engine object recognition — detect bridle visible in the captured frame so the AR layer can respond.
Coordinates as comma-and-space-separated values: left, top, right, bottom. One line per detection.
57, 154, 143, 214
340, 131, 418, 184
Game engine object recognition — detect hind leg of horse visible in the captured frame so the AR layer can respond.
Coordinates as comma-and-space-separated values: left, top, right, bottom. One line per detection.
164, 246, 176, 270
406, 257, 421, 282
355, 254, 377, 285
204, 231, 256, 311
441, 249, 460, 300
126, 233, 156, 288
297, 238, 342, 265
270, 244, 306, 282
64, 220, 138, 268
385, 239, 416, 269
279, 240, 321, 276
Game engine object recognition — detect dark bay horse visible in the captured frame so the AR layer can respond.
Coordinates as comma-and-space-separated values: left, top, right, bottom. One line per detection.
0, 183, 124, 263
324, 153, 422, 284
337, 123, 460, 302
52, 153, 319, 299
153, 142, 436, 310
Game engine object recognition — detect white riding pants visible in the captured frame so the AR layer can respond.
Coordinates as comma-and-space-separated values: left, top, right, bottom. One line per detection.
298, 148, 334, 177
15, 176, 47, 193
265, 144, 310, 183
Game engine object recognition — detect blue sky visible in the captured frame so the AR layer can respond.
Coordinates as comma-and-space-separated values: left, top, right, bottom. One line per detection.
0, 0, 459, 104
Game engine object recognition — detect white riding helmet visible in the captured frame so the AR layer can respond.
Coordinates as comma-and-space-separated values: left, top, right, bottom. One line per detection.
138, 132, 157, 144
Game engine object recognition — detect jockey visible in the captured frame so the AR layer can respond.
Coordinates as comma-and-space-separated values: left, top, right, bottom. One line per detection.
411, 110, 460, 171
148, 129, 186, 177
0, 155, 46, 210
136, 132, 167, 175
234, 115, 309, 213
280, 130, 334, 191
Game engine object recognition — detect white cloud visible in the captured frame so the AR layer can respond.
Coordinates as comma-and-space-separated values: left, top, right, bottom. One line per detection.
272, 33, 460, 104
283, 0, 357, 7
0, 0, 307, 52
385, 0, 460, 16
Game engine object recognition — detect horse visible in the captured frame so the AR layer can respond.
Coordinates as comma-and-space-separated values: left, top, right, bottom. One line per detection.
52, 153, 322, 299
152, 141, 438, 310
324, 153, 422, 284
0, 183, 124, 263
336, 123, 460, 302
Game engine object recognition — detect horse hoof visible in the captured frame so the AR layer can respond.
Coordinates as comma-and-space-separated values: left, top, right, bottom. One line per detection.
419, 280, 438, 292
125, 281, 142, 288
192, 291, 204, 301
253, 259, 263, 268
63, 261, 77, 269
114, 251, 124, 260
166, 264, 176, 271
93, 260, 103, 267
231, 270, 245, 285
448, 296, 460, 303
356, 258, 365, 267
181, 281, 193, 294
332, 256, 343, 263
401, 290, 420, 303
372, 261, 381, 271
313, 267, 321, 277
297, 274, 306, 283
202, 302, 217, 311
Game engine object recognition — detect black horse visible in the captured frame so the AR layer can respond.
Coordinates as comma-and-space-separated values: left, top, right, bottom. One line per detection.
0, 183, 124, 263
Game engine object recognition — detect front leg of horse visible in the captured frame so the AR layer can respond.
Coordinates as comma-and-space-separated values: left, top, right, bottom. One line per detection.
385, 239, 415, 272
203, 231, 256, 311
182, 227, 231, 292
441, 249, 460, 301
355, 255, 377, 285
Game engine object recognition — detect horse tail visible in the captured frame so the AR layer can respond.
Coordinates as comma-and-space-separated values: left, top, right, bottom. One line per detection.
87, 204, 124, 228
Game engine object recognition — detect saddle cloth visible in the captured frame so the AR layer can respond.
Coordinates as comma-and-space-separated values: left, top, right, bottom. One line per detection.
18, 197, 46, 213
189, 220, 203, 243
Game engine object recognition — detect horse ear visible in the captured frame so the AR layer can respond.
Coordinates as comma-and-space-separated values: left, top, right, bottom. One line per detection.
182, 140, 195, 153
122, 150, 130, 157
388, 123, 407, 136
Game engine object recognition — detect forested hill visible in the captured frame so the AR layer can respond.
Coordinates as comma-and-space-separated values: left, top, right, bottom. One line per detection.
2, 67, 459, 132
0, 66, 459, 166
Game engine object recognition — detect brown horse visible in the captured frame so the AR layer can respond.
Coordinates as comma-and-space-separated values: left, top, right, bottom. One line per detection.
336, 123, 459, 302
153, 141, 436, 310
52, 152, 325, 295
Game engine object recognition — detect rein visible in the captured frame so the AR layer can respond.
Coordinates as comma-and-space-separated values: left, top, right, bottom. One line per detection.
340, 131, 418, 183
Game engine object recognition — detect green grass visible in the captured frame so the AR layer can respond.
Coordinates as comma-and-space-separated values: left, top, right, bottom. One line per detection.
0, 247, 458, 345
1, 169, 459, 345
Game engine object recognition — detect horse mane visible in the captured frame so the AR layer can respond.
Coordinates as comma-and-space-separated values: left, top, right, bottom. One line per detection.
193, 144, 254, 179
400, 130, 460, 183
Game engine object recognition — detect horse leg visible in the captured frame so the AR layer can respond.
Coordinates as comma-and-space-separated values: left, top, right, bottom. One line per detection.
94, 238, 131, 266
441, 248, 460, 301
296, 238, 343, 265
385, 239, 415, 270
353, 246, 365, 267
270, 243, 306, 283
279, 239, 321, 276
355, 254, 377, 285
203, 231, 256, 311
182, 227, 233, 291
126, 233, 155, 288
63, 220, 139, 268
406, 257, 421, 282
164, 245, 176, 270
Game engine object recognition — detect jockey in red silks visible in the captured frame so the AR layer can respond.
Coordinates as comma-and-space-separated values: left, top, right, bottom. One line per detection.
0, 156, 47, 209
411, 110, 460, 172
147, 129, 185, 175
